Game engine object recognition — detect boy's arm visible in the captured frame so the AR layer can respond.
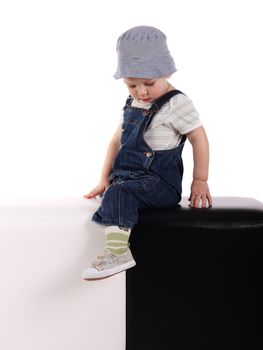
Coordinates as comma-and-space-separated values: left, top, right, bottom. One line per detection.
84, 126, 122, 199
186, 126, 212, 208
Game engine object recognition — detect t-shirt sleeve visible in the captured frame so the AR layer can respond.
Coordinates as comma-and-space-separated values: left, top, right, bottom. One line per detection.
167, 94, 202, 135
119, 112, 124, 127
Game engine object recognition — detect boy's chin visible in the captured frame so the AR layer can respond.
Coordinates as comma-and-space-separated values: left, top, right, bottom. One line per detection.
138, 99, 152, 104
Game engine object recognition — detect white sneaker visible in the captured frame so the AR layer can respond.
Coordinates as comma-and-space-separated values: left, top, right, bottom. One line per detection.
82, 248, 136, 280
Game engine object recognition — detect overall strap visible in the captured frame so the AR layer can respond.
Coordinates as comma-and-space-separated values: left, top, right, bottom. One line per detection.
123, 95, 134, 110
149, 89, 185, 113
144, 89, 185, 132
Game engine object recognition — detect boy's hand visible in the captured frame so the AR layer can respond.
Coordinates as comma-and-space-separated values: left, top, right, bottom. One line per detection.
188, 179, 212, 208
83, 179, 110, 199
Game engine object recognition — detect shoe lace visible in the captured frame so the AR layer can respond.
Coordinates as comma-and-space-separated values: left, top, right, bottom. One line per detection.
91, 249, 111, 268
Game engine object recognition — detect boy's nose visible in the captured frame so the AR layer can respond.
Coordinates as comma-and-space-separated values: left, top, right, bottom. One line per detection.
137, 87, 148, 96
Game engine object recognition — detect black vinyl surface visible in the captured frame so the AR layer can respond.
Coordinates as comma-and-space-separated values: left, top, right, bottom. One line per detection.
126, 197, 263, 350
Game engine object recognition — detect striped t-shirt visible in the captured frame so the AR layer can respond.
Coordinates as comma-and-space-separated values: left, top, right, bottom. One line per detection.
121, 93, 202, 150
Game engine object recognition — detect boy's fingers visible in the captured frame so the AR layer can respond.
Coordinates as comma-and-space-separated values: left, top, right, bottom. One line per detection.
208, 193, 213, 207
196, 195, 204, 208
83, 189, 99, 199
201, 195, 207, 208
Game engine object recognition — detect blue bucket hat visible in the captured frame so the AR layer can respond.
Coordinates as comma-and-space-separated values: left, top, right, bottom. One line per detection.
114, 25, 177, 79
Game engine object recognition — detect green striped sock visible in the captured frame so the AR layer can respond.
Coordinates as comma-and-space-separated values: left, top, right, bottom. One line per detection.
105, 226, 131, 255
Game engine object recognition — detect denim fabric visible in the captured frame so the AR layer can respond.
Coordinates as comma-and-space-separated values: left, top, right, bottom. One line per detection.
92, 90, 186, 229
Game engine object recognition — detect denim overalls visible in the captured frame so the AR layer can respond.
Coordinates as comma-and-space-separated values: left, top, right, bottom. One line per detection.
92, 89, 186, 229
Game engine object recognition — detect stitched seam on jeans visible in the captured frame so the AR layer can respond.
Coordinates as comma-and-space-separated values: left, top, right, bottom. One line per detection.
119, 187, 123, 228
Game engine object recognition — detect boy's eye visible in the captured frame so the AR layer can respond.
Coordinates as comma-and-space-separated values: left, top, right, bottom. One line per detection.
145, 82, 155, 86
128, 85, 136, 88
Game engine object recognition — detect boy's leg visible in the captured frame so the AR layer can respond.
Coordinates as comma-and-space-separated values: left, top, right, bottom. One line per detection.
82, 182, 140, 280
82, 176, 180, 280
92, 179, 142, 229
91, 174, 178, 228
105, 225, 131, 254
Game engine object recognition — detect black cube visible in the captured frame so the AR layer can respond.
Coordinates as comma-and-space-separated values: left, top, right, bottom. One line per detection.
126, 197, 263, 350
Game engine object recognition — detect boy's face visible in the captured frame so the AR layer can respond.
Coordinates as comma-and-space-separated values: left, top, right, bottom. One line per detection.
123, 76, 170, 104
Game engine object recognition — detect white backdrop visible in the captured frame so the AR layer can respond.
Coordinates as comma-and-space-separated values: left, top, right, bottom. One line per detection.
0, 0, 262, 202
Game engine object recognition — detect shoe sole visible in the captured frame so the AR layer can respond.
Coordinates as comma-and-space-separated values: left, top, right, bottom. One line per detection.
82, 260, 136, 281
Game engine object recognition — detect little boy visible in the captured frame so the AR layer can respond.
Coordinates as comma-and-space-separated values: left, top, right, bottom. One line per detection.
83, 26, 212, 280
